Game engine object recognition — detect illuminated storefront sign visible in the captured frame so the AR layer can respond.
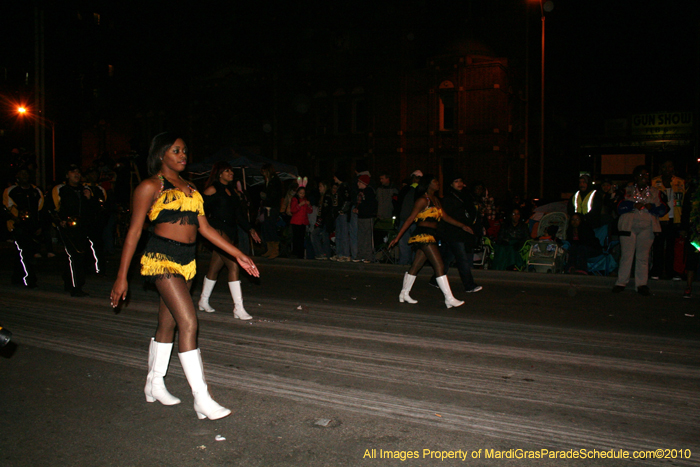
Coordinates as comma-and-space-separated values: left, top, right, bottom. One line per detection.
631, 111, 693, 136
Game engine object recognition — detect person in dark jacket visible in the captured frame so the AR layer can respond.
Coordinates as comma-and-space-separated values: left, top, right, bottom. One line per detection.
680, 163, 700, 298
331, 172, 352, 261
430, 175, 482, 292
3, 168, 44, 288
599, 179, 622, 230
310, 180, 333, 259
564, 213, 602, 274
354, 174, 377, 263
84, 166, 109, 273
492, 208, 531, 271
50, 164, 100, 296
197, 162, 261, 319
259, 163, 283, 259
395, 170, 422, 265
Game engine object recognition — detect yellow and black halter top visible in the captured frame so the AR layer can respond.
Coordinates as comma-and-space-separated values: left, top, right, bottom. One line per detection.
148, 175, 205, 226
414, 195, 442, 223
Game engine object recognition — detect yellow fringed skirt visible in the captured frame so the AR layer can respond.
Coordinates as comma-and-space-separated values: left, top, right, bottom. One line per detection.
408, 226, 439, 246
140, 233, 197, 281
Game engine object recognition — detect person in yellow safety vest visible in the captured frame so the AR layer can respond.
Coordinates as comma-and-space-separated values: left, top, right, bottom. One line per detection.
650, 160, 686, 280
567, 174, 603, 229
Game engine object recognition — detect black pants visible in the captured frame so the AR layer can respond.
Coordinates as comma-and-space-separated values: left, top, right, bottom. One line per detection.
566, 243, 601, 272
60, 227, 96, 290
12, 227, 39, 287
292, 224, 306, 258
439, 240, 477, 290
651, 221, 679, 278
261, 207, 280, 242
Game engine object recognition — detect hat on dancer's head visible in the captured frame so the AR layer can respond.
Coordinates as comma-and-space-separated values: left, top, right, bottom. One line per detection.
358, 174, 370, 185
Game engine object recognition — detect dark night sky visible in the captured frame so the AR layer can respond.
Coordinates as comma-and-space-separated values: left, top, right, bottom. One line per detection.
3, 0, 699, 143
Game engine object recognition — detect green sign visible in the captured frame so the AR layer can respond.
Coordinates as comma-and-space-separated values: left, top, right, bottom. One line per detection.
631, 112, 693, 136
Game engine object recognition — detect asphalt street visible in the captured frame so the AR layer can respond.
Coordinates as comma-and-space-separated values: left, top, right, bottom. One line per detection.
1, 244, 699, 467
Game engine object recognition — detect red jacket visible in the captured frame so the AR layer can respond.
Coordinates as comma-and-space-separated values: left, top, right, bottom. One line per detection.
290, 197, 313, 225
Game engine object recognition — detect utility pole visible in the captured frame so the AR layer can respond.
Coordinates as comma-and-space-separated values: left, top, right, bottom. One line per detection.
34, 7, 46, 187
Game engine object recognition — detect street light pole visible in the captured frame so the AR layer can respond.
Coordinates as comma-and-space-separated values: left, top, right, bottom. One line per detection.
524, 3, 530, 198
528, 0, 551, 199
539, 10, 545, 199
49, 120, 55, 183
16, 106, 56, 185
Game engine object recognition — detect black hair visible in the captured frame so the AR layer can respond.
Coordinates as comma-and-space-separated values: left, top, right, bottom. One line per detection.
205, 161, 233, 189
415, 173, 437, 198
448, 173, 464, 184
632, 165, 649, 178
65, 164, 81, 178
147, 132, 182, 176
509, 208, 522, 223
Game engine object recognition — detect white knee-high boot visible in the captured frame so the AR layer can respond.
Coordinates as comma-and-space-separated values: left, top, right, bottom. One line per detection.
436, 275, 464, 308
144, 338, 181, 405
399, 272, 418, 304
198, 277, 217, 312
178, 349, 231, 420
229, 281, 253, 320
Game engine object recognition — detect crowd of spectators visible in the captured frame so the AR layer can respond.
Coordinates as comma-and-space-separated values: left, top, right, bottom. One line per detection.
250, 158, 700, 300
4, 145, 700, 300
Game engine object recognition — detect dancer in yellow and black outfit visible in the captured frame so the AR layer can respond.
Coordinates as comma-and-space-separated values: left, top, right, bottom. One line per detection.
110, 132, 258, 421
197, 161, 261, 319
389, 174, 470, 308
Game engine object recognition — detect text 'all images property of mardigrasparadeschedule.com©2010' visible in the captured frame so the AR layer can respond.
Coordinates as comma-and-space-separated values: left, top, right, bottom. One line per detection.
361, 448, 693, 462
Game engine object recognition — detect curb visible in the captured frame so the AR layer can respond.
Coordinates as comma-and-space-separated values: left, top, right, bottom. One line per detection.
248, 256, 688, 295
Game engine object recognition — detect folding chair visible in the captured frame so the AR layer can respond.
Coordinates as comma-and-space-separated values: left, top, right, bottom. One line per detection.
374, 218, 398, 264
587, 224, 619, 276
473, 236, 494, 269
